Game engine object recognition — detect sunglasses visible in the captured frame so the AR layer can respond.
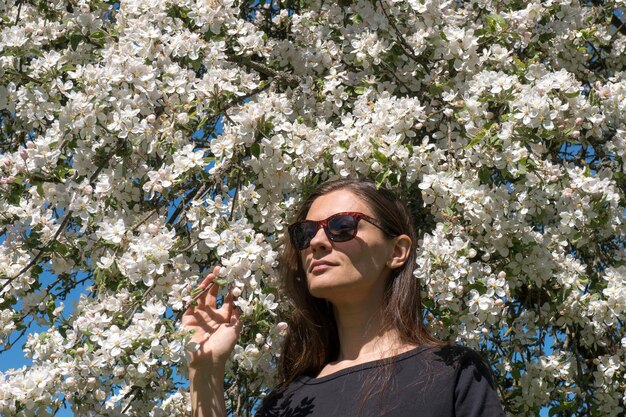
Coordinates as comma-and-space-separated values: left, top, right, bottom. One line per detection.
288, 211, 394, 250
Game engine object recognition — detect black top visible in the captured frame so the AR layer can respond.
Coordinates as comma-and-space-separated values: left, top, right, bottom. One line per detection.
256, 345, 505, 417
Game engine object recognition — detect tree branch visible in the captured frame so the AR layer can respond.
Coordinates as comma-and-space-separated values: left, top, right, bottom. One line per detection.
15, 0, 23, 25
226, 54, 301, 88
0, 211, 73, 294
0, 140, 126, 293
167, 185, 206, 227
377, 0, 430, 74
174, 281, 216, 322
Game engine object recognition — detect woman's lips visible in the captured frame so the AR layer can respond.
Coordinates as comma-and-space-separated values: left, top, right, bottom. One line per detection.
309, 261, 336, 273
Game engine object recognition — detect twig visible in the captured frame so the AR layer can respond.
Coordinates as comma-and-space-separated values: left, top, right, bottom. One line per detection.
0, 140, 126, 293
226, 54, 301, 88
586, 41, 608, 76
229, 172, 241, 221
377, 0, 430, 73
121, 386, 140, 414
178, 238, 201, 253
609, 13, 626, 42
379, 60, 414, 94
174, 281, 216, 322
130, 208, 159, 232
167, 185, 205, 226
0, 211, 73, 294
122, 283, 157, 327
0, 324, 29, 354
15, 0, 23, 24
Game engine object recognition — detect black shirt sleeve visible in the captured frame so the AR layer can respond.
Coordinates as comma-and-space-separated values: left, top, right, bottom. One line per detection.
454, 349, 505, 417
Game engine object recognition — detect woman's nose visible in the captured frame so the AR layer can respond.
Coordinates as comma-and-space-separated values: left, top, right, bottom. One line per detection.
308, 226, 330, 252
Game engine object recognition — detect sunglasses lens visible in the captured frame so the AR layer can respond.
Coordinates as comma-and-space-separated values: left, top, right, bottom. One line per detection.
291, 221, 318, 250
327, 215, 358, 241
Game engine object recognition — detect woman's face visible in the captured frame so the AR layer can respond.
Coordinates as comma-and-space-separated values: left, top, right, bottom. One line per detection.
299, 189, 397, 305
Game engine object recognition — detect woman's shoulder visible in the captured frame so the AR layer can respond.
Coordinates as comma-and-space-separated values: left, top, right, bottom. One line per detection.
408, 343, 495, 380
421, 343, 490, 366
421, 343, 499, 389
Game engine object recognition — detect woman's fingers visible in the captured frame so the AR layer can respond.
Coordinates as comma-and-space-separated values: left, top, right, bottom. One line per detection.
185, 267, 242, 327
222, 290, 234, 318
232, 301, 241, 322
229, 304, 243, 335
206, 273, 220, 308
197, 266, 221, 308
197, 265, 219, 288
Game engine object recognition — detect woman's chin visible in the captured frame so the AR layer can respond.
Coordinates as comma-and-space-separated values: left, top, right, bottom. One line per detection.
306, 278, 342, 299
306, 279, 359, 301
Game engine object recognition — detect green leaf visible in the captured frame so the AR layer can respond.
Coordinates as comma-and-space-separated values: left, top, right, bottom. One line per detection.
47, 300, 57, 321
52, 241, 69, 257
250, 143, 261, 159
485, 14, 507, 31
538, 33, 555, 43
195, 114, 209, 130
478, 167, 492, 184
468, 281, 487, 293
422, 298, 434, 310
350, 14, 363, 24
255, 319, 270, 329
213, 277, 228, 286
372, 149, 388, 163
69, 33, 83, 51
90, 29, 107, 43
512, 56, 526, 73
466, 122, 494, 149
375, 170, 391, 188
28, 48, 44, 58
190, 59, 202, 72
162, 318, 176, 332
428, 83, 446, 95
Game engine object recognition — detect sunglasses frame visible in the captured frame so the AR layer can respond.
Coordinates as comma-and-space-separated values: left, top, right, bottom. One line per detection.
288, 211, 392, 250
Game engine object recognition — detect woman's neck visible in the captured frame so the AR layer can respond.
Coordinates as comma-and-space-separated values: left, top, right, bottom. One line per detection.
331, 300, 404, 363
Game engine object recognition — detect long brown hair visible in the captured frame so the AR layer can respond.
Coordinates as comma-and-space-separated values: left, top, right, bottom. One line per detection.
277, 178, 444, 387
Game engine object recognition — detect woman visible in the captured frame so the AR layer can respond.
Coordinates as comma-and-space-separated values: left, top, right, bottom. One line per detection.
183, 178, 505, 417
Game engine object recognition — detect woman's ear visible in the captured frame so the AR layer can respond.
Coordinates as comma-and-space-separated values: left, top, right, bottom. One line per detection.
386, 234, 412, 269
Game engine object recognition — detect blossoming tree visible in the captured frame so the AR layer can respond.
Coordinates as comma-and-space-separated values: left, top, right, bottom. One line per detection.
1, 0, 625, 415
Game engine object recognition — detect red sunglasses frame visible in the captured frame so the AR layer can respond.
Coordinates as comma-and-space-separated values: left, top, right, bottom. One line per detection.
288, 211, 392, 250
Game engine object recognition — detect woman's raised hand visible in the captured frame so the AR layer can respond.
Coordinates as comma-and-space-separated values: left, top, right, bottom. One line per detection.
182, 266, 243, 369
